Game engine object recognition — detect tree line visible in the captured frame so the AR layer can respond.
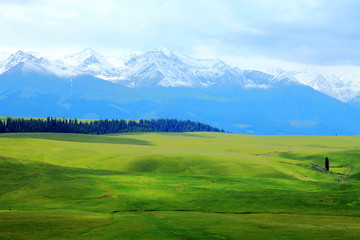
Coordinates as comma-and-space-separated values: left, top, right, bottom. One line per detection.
0, 117, 225, 134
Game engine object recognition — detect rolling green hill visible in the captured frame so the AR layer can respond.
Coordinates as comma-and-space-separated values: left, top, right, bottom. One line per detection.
1, 132, 360, 239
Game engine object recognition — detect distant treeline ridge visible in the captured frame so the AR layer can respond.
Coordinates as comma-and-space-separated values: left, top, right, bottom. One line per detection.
0, 117, 225, 134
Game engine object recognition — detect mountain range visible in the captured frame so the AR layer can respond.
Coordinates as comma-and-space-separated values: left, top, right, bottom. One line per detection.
1, 48, 360, 135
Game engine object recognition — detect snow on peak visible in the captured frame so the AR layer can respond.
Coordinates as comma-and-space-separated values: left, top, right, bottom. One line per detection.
118, 48, 260, 88
265, 66, 360, 102
2, 48, 360, 102
0, 50, 40, 74
8, 50, 37, 64
122, 49, 195, 87
152, 47, 174, 58
60, 48, 121, 79
0, 48, 288, 90
81, 47, 98, 55
63, 48, 106, 66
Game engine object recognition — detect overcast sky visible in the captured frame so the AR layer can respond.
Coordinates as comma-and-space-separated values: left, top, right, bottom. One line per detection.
0, 0, 359, 70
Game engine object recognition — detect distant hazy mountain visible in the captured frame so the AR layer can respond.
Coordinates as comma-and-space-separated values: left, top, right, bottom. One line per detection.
0, 48, 287, 89
267, 67, 360, 102
1, 48, 360, 135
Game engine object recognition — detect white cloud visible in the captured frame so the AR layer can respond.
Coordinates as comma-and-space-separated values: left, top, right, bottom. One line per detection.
0, 0, 359, 66
0, 5, 33, 21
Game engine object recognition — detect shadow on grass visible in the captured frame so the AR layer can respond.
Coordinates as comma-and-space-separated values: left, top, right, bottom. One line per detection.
0, 132, 153, 145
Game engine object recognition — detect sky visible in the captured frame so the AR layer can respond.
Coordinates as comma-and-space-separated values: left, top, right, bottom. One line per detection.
0, 0, 359, 70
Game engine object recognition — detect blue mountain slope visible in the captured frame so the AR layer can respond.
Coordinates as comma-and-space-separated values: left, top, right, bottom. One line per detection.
1, 64, 360, 135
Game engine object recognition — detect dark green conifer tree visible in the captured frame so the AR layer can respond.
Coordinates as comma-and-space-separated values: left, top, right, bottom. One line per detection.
325, 157, 329, 171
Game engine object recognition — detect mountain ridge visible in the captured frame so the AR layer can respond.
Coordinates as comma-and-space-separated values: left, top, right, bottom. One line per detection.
1, 48, 359, 102
1, 48, 360, 135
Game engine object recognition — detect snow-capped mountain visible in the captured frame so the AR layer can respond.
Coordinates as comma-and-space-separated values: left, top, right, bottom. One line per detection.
61, 48, 121, 80
119, 48, 198, 87
0, 48, 291, 90
267, 67, 360, 102
1, 47, 360, 102
120, 48, 247, 88
118, 48, 287, 89
0, 50, 78, 77
0, 48, 120, 79
2, 47, 360, 135
0, 50, 39, 74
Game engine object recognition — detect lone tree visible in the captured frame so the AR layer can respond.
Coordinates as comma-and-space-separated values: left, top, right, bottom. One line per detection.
325, 157, 329, 171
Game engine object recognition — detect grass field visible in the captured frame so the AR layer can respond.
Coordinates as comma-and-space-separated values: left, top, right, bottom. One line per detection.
0, 132, 360, 239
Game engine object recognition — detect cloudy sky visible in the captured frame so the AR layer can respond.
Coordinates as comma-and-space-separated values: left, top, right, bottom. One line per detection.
0, 0, 359, 70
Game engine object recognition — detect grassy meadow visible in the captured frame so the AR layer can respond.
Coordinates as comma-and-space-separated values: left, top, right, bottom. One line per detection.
0, 132, 360, 239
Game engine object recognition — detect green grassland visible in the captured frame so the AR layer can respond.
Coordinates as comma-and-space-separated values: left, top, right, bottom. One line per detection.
0, 132, 360, 239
